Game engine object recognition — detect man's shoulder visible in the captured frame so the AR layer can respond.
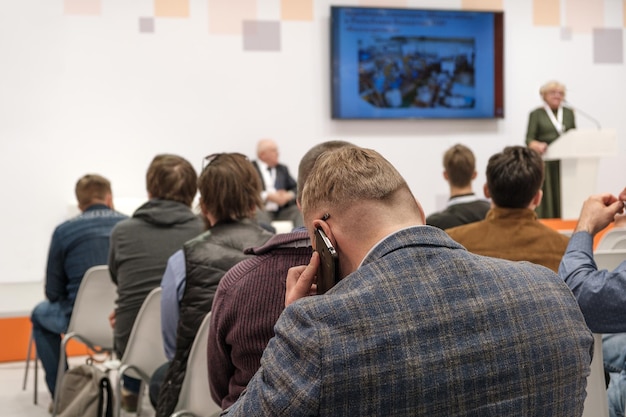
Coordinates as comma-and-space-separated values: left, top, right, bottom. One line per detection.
534, 221, 570, 244
56, 208, 126, 232
218, 241, 311, 295
445, 219, 484, 238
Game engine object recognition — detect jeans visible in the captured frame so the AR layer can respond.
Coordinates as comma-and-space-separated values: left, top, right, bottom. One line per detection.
122, 374, 142, 394
603, 333, 626, 417
148, 361, 170, 408
30, 300, 72, 396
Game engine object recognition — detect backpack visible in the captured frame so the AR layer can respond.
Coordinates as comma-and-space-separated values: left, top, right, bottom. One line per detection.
55, 361, 113, 417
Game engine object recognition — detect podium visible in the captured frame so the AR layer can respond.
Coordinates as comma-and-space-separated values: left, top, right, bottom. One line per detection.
543, 129, 618, 219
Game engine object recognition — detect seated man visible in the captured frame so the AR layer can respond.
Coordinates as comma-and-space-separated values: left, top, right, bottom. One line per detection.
222, 146, 592, 416
446, 146, 569, 272
208, 141, 352, 409
108, 154, 204, 411
31, 174, 127, 403
426, 143, 490, 229
252, 138, 303, 228
558, 187, 626, 417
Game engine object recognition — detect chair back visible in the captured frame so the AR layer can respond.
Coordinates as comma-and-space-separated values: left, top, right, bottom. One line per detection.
65, 265, 116, 351
582, 333, 609, 417
118, 286, 166, 382
594, 249, 626, 271
596, 228, 626, 250
171, 312, 221, 417
53, 265, 116, 416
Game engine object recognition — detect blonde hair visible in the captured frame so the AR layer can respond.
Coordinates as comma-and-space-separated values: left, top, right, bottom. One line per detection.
301, 147, 411, 216
539, 80, 566, 98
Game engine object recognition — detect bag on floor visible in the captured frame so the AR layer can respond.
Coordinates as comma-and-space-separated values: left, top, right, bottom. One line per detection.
55, 361, 113, 417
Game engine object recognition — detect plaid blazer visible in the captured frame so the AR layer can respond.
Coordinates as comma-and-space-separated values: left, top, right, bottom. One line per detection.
224, 226, 593, 416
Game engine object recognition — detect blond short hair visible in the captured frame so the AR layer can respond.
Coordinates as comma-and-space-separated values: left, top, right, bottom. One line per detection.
539, 81, 566, 98
301, 147, 409, 216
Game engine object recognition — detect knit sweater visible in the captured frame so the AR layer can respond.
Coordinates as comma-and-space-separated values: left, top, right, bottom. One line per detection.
208, 230, 312, 409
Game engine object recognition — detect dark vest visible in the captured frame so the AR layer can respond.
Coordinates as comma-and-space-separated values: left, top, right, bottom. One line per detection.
156, 219, 273, 417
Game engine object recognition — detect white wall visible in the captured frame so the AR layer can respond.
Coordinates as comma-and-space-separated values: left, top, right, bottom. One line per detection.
0, 0, 624, 283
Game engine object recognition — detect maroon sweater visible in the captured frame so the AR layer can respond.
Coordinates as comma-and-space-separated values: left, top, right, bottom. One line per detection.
207, 230, 312, 409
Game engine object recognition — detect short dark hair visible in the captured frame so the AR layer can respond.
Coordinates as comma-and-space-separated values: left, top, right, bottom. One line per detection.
75, 174, 111, 207
198, 153, 262, 222
297, 141, 355, 203
486, 146, 544, 208
146, 154, 197, 207
443, 144, 475, 188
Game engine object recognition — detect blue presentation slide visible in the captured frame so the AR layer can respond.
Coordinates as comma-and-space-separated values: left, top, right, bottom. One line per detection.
331, 7, 501, 119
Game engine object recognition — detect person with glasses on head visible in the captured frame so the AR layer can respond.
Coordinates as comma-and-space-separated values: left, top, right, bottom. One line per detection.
526, 80, 576, 218
252, 138, 303, 229
153, 152, 273, 417
207, 141, 354, 410
108, 154, 204, 412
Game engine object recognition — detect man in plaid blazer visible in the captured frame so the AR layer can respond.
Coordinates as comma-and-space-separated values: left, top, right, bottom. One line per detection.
222, 146, 593, 416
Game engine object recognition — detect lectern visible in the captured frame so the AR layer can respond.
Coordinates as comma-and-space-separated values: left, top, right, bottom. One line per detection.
543, 129, 618, 219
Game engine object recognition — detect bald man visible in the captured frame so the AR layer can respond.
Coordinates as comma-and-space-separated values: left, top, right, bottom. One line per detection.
252, 138, 303, 228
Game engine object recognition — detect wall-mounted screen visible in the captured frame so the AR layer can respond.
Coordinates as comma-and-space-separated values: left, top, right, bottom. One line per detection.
330, 6, 504, 120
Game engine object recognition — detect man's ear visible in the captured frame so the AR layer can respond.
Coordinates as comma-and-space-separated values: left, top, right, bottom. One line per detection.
443, 171, 449, 181
105, 193, 114, 209
530, 190, 543, 209
483, 183, 490, 199
471, 170, 477, 180
311, 218, 335, 249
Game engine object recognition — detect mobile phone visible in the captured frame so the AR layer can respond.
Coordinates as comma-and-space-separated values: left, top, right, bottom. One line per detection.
314, 227, 340, 294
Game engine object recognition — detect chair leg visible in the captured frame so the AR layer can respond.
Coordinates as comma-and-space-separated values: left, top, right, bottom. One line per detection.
22, 330, 39, 405
52, 336, 70, 417
22, 330, 32, 390
115, 368, 124, 417
34, 348, 38, 405
136, 380, 145, 416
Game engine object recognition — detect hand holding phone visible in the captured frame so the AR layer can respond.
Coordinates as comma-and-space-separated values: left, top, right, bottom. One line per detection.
314, 227, 340, 294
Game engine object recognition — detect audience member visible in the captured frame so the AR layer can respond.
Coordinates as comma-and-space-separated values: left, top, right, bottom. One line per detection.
108, 154, 204, 412
252, 138, 303, 228
446, 145, 569, 272
558, 188, 626, 417
425, 143, 490, 229
526, 80, 576, 218
208, 141, 353, 409
222, 146, 592, 416
154, 153, 273, 417
31, 174, 126, 401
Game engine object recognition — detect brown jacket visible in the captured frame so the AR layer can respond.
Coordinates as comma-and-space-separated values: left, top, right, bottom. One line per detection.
445, 207, 569, 272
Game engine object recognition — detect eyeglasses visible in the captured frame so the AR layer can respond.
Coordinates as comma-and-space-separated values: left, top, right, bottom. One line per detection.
201, 152, 248, 170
